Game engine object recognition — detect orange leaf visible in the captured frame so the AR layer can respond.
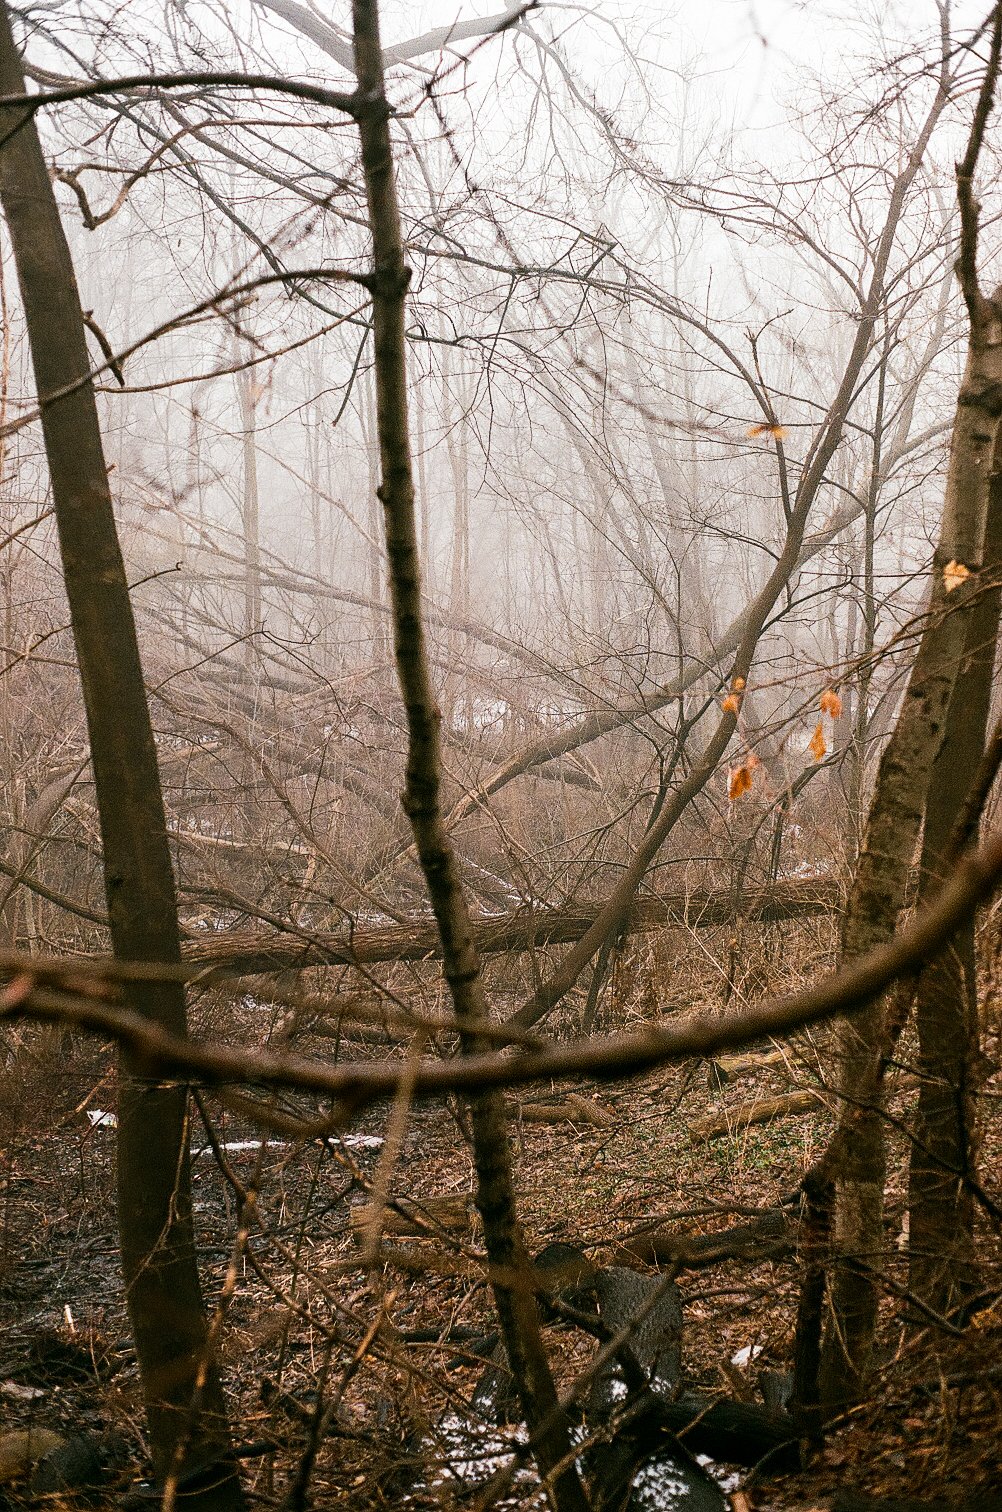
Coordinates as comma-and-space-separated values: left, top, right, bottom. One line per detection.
809, 723, 827, 762
820, 688, 842, 719
722, 693, 740, 714
728, 763, 754, 801
943, 559, 971, 593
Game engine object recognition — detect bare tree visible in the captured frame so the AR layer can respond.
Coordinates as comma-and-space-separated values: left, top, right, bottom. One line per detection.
0, 7, 243, 1504
800, 4, 1002, 1415
349, 3, 588, 1506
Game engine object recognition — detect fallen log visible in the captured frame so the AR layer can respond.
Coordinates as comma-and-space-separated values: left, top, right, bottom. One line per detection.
182, 879, 840, 978
657, 1393, 801, 1470
519, 1094, 616, 1128
708, 1048, 791, 1088
397, 1325, 497, 1348
690, 1090, 824, 1143
590, 1392, 800, 1474
350, 1193, 472, 1242
589, 1434, 727, 1512
354, 1244, 477, 1276
618, 1209, 793, 1270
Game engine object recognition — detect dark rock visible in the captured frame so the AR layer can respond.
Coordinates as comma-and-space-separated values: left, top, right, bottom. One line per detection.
533, 1242, 599, 1317
625, 1447, 727, 1512
470, 1245, 598, 1427
470, 1339, 521, 1426
589, 1430, 727, 1512
759, 1368, 794, 1414
600, 1268, 683, 1386
30, 1432, 106, 1495
589, 1267, 683, 1419
29, 1430, 127, 1495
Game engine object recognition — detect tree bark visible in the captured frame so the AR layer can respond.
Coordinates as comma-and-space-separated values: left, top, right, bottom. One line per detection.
907, 462, 1002, 1315
816, 10, 1002, 1413
349, 5, 588, 1507
817, 586, 973, 1412
0, 10, 243, 1504
689, 1090, 823, 1143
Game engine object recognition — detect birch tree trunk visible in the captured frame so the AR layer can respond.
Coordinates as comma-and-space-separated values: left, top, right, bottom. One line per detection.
817, 8, 1002, 1412
906, 451, 1002, 1315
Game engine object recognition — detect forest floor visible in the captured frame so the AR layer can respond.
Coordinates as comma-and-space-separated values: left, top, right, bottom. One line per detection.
1, 972, 1001, 1511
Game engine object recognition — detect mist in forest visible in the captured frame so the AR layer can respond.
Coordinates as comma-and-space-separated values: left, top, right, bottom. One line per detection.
3, 4, 1002, 1510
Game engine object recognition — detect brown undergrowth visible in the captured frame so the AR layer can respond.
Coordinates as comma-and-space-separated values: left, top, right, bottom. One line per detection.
0, 916, 1000, 1509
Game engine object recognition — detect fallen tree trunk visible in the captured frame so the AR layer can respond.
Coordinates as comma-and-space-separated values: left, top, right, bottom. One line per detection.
183, 879, 840, 978
519, 1095, 616, 1128
690, 1091, 824, 1143
833, 1496, 1002, 1512
618, 1209, 794, 1269
632, 1393, 801, 1471
350, 1193, 473, 1242
708, 1048, 792, 1087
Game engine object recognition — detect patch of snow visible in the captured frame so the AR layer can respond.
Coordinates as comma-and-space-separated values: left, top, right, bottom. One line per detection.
777, 858, 832, 881
427, 1413, 520, 1485
411, 1413, 545, 1509
463, 858, 523, 903
730, 1343, 763, 1368
631, 1454, 695, 1509
449, 698, 510, 734
696, 1454, 742, 1495
192, 1140, 289, 1157
188, 1135, 380, 1158
86, 1109, 117, 1129
409, 1403, 742, 1510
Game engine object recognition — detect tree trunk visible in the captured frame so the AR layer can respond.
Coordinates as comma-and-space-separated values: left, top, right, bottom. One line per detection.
0, 10, 243, 1505
816, 13, 1002, 1408
907, 459, 1002, 1315
350, 6, 588, 1508
817, 580, 972, 1410
235, 365, 262, 658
